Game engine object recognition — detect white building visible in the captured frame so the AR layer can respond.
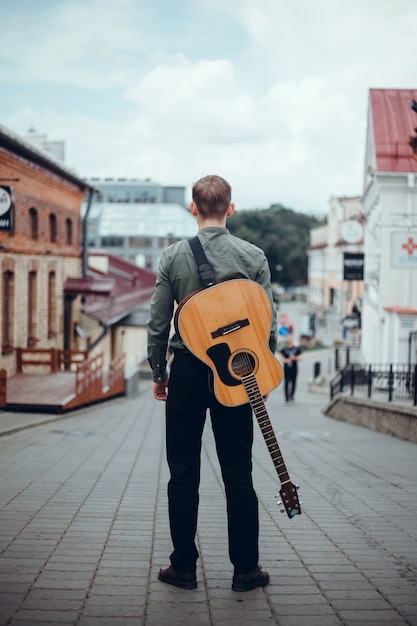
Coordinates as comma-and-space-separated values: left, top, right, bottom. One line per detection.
25, 129, 66, 162
361, 89, 417, 365
308, 195, 364, 328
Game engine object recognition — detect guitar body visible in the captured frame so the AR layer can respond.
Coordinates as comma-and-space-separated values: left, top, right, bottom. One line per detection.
175, 279, 283, 407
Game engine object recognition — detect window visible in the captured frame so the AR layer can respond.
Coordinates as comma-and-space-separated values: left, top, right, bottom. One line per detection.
27, 271, 37, 346
48, 272, 57, 338
2, 271, 14, 354
29, 208, 38, 240
101, 236, 124, 247
129, 236, 152, 247
65, 218, 73, 245
49, 214, 57, 243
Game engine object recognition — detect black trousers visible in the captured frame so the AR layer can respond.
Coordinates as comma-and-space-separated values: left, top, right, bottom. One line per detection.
165, 352, 259, 574
284, 364, 298, 400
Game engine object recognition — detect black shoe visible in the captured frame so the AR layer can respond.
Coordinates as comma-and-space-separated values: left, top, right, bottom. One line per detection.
232, 565, 270, 592
158, 565, 197, 589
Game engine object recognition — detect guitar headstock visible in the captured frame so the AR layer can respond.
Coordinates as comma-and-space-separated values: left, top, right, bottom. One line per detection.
277, 482, 302, 518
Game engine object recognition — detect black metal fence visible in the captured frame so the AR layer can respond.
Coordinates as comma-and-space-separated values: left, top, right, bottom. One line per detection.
330, 363, 417, 406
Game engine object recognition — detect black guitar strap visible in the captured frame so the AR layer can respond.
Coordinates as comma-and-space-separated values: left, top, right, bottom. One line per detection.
188, 236, 217, 288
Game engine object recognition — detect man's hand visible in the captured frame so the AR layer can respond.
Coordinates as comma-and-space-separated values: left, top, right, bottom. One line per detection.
153, 379, 169, 401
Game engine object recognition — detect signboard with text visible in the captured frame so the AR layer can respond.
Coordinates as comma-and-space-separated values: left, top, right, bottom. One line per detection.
0, 186, 13, 231
391, 232, 417, 268
343, 253, 364, 280
342, 315, 360, 330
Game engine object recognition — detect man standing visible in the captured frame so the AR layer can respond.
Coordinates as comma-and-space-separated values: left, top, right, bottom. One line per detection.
279, 335, 302, 402
147, 175, 277, 591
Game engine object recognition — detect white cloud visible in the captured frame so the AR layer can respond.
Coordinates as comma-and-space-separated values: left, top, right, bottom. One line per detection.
124, 56, 261, 143
1, 0, 417, 212
0, 0, 148, 88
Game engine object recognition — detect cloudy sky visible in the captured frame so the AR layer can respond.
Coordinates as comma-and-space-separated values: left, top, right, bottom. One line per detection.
1, 0, 416, 214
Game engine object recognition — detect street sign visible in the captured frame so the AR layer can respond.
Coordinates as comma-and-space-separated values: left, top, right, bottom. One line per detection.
342, 315, 360, 330
279, 313, 289, 326
0, 186, 13, 231
343, 253, 364, 280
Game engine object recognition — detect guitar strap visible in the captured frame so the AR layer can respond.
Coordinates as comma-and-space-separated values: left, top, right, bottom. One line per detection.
188, 236, 217, 288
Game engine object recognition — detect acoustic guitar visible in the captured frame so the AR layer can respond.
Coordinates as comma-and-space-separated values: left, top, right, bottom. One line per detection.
174, 278, 301, 518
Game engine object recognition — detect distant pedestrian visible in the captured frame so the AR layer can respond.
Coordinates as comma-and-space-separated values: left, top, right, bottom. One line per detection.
279, 335, 302, 402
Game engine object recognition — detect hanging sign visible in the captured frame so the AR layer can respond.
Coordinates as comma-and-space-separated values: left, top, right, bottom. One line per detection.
342, 315, 360, 330
0, 186, 13, 231
343, 253, 364, 280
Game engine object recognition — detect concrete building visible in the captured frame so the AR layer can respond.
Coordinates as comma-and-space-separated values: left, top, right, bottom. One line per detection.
25, 128, 66, 162
84, 177, 197, 271
87, 176, 185, 205
361, 89, 417, 365
308, 195, 364, 340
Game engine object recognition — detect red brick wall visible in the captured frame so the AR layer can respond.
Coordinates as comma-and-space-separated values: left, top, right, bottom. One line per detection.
0, 148, 84, 256
0, 145, 86, 375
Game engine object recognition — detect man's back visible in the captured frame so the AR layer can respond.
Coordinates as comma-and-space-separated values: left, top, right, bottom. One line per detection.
154, 226, 276, 355
161, 227, 269, 301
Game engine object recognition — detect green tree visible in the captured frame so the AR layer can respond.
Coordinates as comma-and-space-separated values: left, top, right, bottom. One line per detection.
228, 204, 325, 286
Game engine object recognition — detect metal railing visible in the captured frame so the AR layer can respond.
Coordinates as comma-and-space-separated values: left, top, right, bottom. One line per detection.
334, 345, 362, 370
330, 363, 417, 406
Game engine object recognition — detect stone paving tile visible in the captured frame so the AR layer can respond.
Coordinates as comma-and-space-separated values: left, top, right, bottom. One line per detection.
0, 353, 416, 626
77, 615, 145, 626
277, 618, 343, 626
10, 608, 81, 623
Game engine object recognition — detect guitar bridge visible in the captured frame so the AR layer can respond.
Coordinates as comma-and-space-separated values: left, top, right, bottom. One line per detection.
211, 318, 249, 339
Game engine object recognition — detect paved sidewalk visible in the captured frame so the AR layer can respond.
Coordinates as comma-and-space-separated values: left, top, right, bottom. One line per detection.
0, 351, 416, 625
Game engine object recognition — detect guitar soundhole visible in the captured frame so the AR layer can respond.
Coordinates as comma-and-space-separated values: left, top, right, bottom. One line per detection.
230, 350, 257, 378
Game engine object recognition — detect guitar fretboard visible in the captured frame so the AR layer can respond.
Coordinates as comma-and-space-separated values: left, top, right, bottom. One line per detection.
242, 374, 290, 485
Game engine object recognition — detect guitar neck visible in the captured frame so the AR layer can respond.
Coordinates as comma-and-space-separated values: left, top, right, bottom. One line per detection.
242, 374, 291, 486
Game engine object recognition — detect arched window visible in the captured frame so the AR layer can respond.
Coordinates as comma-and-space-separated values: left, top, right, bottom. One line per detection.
48, 271, 57, 338
2, 271, 14, 354
29, 208, 38, 240
49, 214, 57, 243
27, 271, 37, 346
65, 218, 73, 245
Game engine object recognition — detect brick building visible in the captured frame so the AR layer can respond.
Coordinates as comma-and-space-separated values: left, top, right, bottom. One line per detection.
0, 124, 91, 376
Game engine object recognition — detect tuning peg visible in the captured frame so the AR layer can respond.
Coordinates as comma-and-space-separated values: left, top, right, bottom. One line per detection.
280, 509, 285, 514
296, 485, 300, 490
276, 500, 282, 507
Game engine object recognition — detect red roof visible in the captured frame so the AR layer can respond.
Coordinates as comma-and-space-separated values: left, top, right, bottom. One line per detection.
66, 252, 156, 326
370, 88, 417, 173
64, 277, 115, 296
384, 305, 417, 316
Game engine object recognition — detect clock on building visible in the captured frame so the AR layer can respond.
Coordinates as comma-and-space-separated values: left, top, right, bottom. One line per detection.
341, 220, 363, 244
